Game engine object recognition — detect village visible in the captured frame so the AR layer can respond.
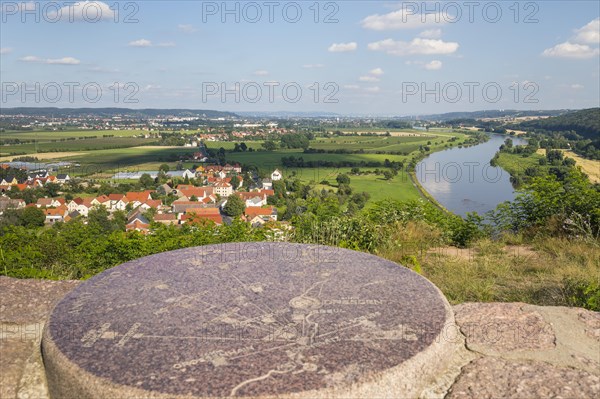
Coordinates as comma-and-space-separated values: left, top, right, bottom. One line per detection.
0, 163, 284, 234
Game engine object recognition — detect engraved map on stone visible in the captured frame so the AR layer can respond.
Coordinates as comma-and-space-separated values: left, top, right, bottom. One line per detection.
47, 243, 448, 397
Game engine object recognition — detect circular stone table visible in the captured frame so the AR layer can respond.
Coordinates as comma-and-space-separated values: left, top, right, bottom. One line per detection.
43, 243, 462, 399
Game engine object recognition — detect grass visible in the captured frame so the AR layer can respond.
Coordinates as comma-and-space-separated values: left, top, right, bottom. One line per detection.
204, 141, 264, 151
495, 152, 545, 176
52, 146, 198, 177
288, 168, 421, 204
379, 230, 600, 308
0, 137, 158, 156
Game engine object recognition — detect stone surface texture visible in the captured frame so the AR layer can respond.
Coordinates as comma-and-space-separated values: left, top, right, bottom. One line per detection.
0, 256, 597, 398
41, 243, 462, 399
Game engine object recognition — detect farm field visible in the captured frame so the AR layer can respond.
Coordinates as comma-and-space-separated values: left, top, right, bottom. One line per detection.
0, 137, 158, 157
204, 141, 264, 151
51, 146, 198, 177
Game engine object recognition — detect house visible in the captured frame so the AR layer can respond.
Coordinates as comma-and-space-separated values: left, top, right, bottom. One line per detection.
171, 200, 207, 214
126, 213, 151, 234
271, 169, 282, 181
213, 181, 233, 197
139, 199, 162, 211
245, 207, 278, 227
261, 178, 273, 189
0, 197, 25, 214
44, 206, 68, 224
0, 176, 18, 186
56, 174, 70, 184
36, 197, 63, 208
153, 214, 179, 226
182, 208, 223, 225
125, 190, 154, 205
174, 185, 212, 201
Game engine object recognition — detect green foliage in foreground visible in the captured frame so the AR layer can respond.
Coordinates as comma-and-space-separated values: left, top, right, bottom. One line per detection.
1, 167, 598, 310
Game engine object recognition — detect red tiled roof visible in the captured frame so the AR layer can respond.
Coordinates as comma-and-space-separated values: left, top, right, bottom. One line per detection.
245, 207, 276, 217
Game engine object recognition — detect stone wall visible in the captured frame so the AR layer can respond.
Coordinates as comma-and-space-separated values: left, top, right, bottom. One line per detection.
1, 277, 598, 398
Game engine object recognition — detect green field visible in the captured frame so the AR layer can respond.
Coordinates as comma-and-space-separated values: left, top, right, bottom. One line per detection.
54, 147, 198, 177
496, 152, 545, 176
287, 167, 421, 205
0, 137, 158, 156
204, 141, 264, 151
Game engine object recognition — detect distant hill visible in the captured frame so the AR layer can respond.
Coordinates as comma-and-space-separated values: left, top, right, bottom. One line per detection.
514, 108, 600, 140
0, 107, 238, 119
410, 109, 569, 122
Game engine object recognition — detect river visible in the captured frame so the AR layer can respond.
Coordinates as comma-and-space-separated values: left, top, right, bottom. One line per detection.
415, 134, 527, 218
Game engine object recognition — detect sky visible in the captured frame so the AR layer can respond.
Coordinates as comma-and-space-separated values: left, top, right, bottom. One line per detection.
1, 1, 599, 115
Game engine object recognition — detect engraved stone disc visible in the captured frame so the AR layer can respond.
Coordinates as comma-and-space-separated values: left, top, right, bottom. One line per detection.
42, 243, 461, 398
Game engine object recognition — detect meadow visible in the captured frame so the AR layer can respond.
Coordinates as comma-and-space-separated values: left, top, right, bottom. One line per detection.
0, 137, 157, 157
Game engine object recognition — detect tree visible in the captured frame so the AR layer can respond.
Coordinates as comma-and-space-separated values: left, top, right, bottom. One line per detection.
223, 195, 245, 217
230, 175, 240, 189
240, 142, 248, 152
351, 167, 360, 175
262, 140, 277, 151
139, 173, 154, 189
336, 174, 350, 185
159, 164, 170, 173
383, 170, 394, 180
21, 207, 45, 228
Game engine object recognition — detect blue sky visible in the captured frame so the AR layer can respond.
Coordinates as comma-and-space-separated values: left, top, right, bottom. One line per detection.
1, 1, 599, 115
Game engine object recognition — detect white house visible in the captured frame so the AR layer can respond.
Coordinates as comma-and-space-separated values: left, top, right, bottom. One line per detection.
271, 169, 282, 181
214, 181, 233, 197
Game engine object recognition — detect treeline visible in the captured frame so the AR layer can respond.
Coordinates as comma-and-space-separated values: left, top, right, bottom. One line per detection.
281, 155, 404, 169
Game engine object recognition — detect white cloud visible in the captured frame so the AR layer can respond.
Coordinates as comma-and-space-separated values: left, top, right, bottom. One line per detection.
365, 86, 381, 93
369, 67, 384, 76
361, 9, 448, 30
419, 29, 442, 39
542, 42, 599, 59
368, 38, 459, 56
129, 39, 152, 47
46, 57, 80, 65
570, 84, 584, 90
302, 64, 325, 69
178, 24, 197, 34
47, 1, 114, 21
19, 55, 80, 65
359, 76, 380, 82
542, 19, 600, 59
0, 47, 13, 54
253, 70, 269, 76
574, 18, 600, 44
424, 60, 443, 70
328, 42, 357, 53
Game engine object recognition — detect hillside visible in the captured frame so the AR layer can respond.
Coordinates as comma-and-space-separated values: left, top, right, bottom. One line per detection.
515, 108, 600, 140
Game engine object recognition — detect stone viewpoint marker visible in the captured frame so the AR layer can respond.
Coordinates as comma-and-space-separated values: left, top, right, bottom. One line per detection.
42, 243, 466, 398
